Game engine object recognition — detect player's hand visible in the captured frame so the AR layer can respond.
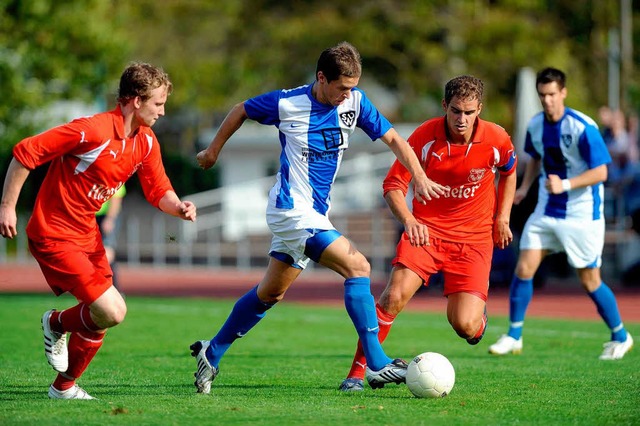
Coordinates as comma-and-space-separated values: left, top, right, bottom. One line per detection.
179, 201, 197, 222
545, 174, 564, 194
404, 218, 430, 246
196, 149, 218, 170
0, 206, 18, 239
513, 187, 528, 205
492, 219, 513, 249
412, 177, 445, 204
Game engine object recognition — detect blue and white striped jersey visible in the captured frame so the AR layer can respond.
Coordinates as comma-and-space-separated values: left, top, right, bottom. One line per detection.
524, 107, 611, 220
244, 83, 392, 218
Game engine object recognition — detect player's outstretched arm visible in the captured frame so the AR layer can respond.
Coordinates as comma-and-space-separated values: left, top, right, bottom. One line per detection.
196, 102, 249, 170
0, 158, 31, 239
158, 191, 196, 222
379, 128, 445, 204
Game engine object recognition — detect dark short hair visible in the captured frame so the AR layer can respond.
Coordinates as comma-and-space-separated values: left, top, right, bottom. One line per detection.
117, 62, 173, 104
444, 75, 484, 105
536, 67, 565, 89
316, 41, 362, 82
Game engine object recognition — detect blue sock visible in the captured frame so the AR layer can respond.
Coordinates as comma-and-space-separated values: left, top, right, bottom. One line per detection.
507, 276, 533, 340
588, 282, 627, 342
206, 286, 273, 367
344, 277, 392, 371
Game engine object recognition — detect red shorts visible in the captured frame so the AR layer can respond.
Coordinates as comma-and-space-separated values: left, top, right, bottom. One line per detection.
28, 234, 112, 304
392, 233, 493, 300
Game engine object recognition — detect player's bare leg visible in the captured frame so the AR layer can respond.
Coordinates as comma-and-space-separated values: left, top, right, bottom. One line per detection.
318, 236, 407, 388
578, 267, 634, 359
47, 286, 125, 399
339, 265, 422, 391
191, 258, 302, 393
446, 292, 486, 344
489, 249, 546, 355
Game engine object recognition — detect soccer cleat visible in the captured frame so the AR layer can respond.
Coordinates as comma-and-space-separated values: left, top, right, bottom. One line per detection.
467, 308, 488, 345
42, 310, 68, 373
365, 358, 408, 389
190, 340, 218, 394
48, 385, 95, 400
338, 377, 364, 392
599, 332, 634, 360
488, 334, 523, 355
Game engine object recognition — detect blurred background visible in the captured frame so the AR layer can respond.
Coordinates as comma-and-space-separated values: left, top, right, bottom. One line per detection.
1, 0, 639, 288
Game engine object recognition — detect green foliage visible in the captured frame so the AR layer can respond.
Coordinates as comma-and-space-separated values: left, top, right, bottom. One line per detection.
2, 0, 640, 205
0, 0, 130, 154
0, 293, 638, 425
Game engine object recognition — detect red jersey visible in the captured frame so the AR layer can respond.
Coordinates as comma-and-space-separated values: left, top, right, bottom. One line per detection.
383, 117, 517, 243
13, 106, 173, 243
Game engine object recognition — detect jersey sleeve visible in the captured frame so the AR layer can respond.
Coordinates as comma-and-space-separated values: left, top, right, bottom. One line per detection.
12, 116, 101, 169
355, 89, 393, 140
578, 123, 612, 168
492, 124, 518, 175
244, 90, 281, 125
136, 131, 174, 208
523, 129, 540, 160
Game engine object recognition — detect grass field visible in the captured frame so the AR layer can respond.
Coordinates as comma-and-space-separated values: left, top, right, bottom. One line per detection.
0, 293, 638, 425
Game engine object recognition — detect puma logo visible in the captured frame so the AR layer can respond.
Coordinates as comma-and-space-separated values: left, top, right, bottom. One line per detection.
109, 150, 118, 159
432, 152, 443, 161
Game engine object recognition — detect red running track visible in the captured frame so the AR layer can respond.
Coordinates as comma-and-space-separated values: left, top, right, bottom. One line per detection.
1, 263, 639, 322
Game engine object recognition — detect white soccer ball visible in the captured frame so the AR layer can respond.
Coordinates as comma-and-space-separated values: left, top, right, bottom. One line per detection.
406, 352, 455, 398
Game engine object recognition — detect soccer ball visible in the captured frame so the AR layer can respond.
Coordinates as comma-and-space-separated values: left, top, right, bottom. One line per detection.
406, 352, 455, 398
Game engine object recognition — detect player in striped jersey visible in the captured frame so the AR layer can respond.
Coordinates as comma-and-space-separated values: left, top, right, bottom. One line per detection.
489, 67, 633, 360
190, 41, 444, 393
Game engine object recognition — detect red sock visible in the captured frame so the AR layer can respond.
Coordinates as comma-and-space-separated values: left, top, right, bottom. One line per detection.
346, 303, 396, 379
53, 303, 101, 333
52, 373, 76, 391
67, 330, 105, 379
471, 311, 488, 340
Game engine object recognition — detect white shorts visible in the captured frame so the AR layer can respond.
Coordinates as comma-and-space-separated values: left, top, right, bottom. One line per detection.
519, 212, 605, 269
266, 206, 336, 269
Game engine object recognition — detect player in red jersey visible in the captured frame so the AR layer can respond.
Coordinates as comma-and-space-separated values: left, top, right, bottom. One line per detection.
0, 62, 196, 399
339, 75, 517, 391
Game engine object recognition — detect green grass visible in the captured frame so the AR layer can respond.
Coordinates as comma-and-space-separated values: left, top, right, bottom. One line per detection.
0, 293, 638, 425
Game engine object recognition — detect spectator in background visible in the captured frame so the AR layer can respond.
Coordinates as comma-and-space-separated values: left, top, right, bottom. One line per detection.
95, 185, 126, 290
599, 107, 639, 221
608, 109, 637, 183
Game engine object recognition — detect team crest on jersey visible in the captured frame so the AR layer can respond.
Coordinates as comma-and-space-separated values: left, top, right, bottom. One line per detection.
468, 168, 485, 182
322, 128, 344, 149
561, 134, 573, 148
339, 111, 356, 127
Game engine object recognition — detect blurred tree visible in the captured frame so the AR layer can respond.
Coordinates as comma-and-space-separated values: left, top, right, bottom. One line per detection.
0, 0, 130, 205
2, 0, 639, 196
119, 0, 639, 140
0, 0, 130, 152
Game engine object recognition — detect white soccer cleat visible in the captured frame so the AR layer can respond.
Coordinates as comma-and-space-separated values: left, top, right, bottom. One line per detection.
190, 340, 218, 394
488, 334, 523, 355
42, 310, 68, 372
599, 332, 634, 360
48, 385, 95, 400
365, 358, 408, 389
